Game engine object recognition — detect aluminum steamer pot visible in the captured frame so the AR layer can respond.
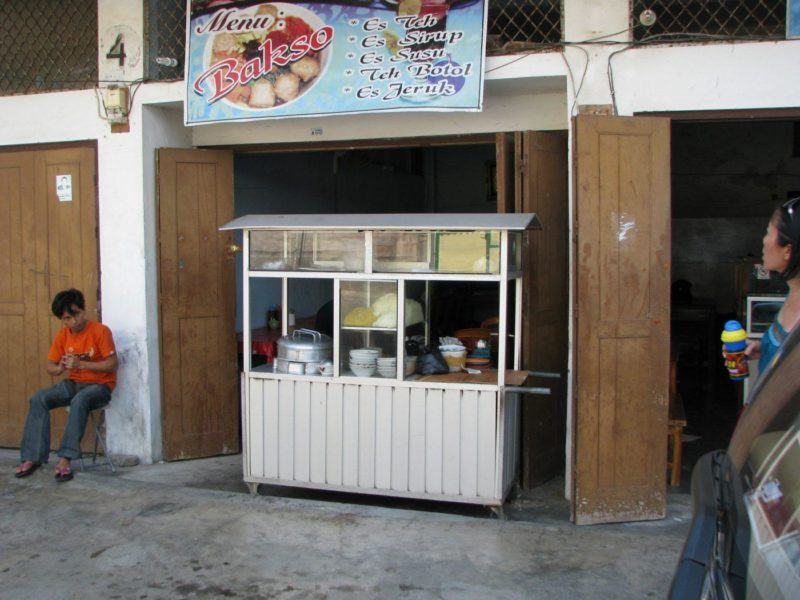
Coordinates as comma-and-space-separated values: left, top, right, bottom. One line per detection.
276, 329, 332, 364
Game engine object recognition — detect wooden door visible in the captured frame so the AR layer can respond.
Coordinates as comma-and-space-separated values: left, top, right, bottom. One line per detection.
157, 148, 239, 460
0, 145, 99, 448
572, 115, 671, 524
496, 132, 515, 213
518, 131, 569, 488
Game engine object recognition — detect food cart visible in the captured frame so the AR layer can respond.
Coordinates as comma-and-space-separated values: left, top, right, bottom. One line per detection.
221, 213, 543, 506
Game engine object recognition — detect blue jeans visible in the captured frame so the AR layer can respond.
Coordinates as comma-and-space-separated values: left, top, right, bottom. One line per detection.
19, 380, 112, 463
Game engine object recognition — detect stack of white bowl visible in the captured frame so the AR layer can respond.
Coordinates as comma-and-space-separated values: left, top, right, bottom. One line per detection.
376, 356, 396, 378
349, 348, 380, 377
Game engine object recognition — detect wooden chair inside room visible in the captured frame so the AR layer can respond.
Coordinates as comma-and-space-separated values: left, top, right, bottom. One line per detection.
667, 358, 687, 486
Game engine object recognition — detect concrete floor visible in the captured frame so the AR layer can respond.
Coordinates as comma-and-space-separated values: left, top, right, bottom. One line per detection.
0, 449, 691, 599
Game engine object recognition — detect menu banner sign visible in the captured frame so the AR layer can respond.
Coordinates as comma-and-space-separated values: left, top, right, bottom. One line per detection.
790, 0, 800, 39
185, 0, 488, 125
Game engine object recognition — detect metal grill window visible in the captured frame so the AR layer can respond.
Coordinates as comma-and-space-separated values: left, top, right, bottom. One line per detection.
145, 0, 186, 80
487, 0, 563, 53
145, 0, 562, 73
0, 0, 98, 96
631, 1, 787, 40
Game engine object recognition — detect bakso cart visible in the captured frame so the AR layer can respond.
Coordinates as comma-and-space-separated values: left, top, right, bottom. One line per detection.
222, 213, 543, 506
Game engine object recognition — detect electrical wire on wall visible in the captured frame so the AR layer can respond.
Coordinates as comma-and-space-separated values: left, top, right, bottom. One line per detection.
484, 23, 640, 113
560, 46, 589, 117
93, 78, 144, 124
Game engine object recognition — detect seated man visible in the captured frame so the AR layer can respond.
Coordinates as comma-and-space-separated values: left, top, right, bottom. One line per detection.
14, 289, 118, 482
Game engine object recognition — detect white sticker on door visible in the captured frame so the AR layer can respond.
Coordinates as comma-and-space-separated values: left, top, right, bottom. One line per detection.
56, 175, 72, 202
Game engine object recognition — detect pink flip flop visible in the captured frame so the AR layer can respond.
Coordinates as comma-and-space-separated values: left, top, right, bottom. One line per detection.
54, 464, 74, 482
14, 461, 41, 478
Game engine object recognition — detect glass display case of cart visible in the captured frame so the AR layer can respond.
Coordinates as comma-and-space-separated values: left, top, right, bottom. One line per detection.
228, 213, 541, 386
339, 280, 398, 378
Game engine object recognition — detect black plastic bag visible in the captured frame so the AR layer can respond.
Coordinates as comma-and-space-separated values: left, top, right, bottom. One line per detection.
415, 350, 449, 375
405, 337, 425, 356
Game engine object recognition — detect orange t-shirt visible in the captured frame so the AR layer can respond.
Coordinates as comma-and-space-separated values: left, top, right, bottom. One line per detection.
47, 321, 117, 390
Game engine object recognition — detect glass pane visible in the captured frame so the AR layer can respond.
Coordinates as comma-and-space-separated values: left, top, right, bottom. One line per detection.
250, 230, 365, 271
249, 231, 289, 270
247, 278, 282, 372
506, 278, 517, 369
372, 230, 501, 274
373, 231, 432, 272
401, 281, 500, 383
436, 231, 500, 273
743, 413, 800, 597
509, 232, 522, 273
340, 280, 398, 378
402, 281, 428, 379
288, 279, 333, 337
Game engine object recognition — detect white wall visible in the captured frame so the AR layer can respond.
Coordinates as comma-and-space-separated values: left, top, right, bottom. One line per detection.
140, 103, 192, 461
192, 82, 568, 146
614, 42, 800, 115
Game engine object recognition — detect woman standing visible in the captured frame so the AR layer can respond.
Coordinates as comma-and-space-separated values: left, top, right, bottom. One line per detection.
745, 197, 800, 376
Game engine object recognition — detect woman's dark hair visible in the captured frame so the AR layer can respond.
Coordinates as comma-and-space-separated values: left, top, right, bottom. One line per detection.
51, 289, 85, 318
772, 197, 800, 280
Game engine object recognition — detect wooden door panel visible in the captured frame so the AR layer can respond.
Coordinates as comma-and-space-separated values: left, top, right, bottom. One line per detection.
0, 152, 34, 446
38, 148, 99, 445
496, 132, 515, 213
158, 148, 238, 460
518, 131, 569, 488
0, 146, 98, 451
573, 115, 670, 525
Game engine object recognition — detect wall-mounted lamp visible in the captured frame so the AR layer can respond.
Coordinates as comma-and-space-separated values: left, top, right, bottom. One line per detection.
155, 57, 179, 68
639, 9, 657, 27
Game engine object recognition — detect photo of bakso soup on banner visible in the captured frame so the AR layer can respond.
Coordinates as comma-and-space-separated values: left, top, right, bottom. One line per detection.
200, 2, 331, 109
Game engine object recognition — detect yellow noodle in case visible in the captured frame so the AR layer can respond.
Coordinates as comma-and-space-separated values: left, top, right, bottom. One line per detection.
343, 306, 376, 327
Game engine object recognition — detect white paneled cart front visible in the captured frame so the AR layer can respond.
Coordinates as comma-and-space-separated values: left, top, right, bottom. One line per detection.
223, 213, 541, 506
244, 377, 523, 505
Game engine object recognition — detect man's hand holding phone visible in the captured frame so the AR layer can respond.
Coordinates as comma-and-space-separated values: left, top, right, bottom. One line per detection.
61, 354, 80, 370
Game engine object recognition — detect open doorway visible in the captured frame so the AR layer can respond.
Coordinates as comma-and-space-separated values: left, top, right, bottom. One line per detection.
229, 136, 568, 492
670, 119, 798, 484
156, 132, 568, 479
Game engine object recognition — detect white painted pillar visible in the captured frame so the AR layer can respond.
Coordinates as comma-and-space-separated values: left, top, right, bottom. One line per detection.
562, 0, 630, 111
96, 1, 158, 462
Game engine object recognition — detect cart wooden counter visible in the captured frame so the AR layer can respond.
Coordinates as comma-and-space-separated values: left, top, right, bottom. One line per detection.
223, 213, 542, 506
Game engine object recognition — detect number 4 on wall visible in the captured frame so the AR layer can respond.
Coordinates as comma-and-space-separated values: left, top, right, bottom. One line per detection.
106, 33, 126, 66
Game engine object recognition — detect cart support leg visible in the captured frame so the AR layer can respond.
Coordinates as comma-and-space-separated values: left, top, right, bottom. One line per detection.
247, 482, 259, 496
489, 505, 507, 520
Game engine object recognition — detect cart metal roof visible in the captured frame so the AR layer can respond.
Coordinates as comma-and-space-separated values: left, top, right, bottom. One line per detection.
220, 213, 542, 231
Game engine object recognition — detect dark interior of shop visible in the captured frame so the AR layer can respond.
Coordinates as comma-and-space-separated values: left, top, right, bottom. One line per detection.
670, 120, 799, 484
